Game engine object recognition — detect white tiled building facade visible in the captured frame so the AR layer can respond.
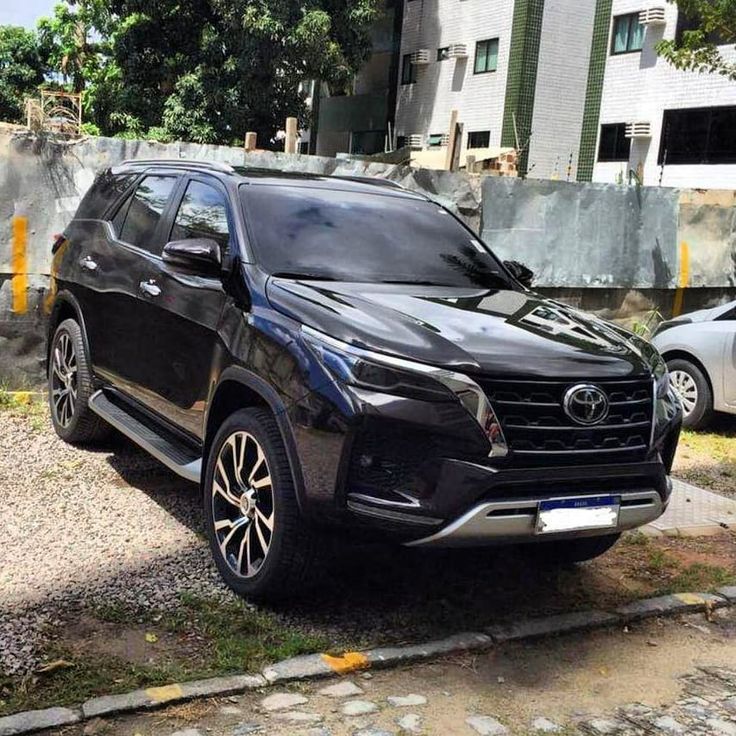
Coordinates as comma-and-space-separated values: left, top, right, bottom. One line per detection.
394, 0, 736, 188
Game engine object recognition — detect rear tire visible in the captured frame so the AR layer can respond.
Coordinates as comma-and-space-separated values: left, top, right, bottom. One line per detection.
48, 318, 111, 444
203, 407, 321, 601
667, 358, 713, 430
531, 533, 621, 564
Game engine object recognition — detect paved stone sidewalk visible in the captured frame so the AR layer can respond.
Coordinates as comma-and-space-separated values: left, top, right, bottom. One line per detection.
647, 478, 736, 536
51, 608, 736, 736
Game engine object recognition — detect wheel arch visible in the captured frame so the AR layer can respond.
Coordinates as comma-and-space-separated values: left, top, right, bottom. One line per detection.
46, 291, 91, 373
661, 349, 714, 401
204, 367, 308, 513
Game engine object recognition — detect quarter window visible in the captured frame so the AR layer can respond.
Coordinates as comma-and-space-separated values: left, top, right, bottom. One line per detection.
659, 106, 736, 164
401, 54, 417, 84
468, 130, 491, 149
598, 123, 631, 162
474, 38, 499, 74
117, 175, 178, 254
612, 13, 645, 54
170, 181, 230, 250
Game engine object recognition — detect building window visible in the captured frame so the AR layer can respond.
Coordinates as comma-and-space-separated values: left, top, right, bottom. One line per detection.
659, 106, 736, 165
428, 133, 445, 148
401, 54, 417, 84
611, 13, 645, 54
437, 47, 450, 61
468, 130, 491, 149
474, 38, 499, 74
598, 123, 631, 162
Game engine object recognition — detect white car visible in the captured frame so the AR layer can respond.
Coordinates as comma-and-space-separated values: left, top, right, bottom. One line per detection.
651, 300, 736, 429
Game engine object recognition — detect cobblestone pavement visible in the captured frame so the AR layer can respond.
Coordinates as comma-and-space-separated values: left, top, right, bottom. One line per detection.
53, 608, 736, 736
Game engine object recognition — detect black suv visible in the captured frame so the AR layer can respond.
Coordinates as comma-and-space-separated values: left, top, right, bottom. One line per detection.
47, 159, 682, 599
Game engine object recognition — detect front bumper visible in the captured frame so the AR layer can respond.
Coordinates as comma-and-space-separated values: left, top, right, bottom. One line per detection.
405, 487, 668, 547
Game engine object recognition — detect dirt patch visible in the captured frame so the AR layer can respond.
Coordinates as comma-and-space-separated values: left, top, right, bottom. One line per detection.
60, 615, 203, 668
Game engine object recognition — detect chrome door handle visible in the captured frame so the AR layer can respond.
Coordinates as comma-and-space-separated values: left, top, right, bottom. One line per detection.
80, 255, 98, 271
139, 279, 161, 298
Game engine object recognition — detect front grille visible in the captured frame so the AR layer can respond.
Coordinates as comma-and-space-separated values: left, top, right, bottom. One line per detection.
479, 377, 654, 466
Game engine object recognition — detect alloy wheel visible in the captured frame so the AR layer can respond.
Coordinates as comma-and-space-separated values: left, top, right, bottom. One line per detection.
211, 431, 275, 578
51, 332, 78, 428
670, 369, 698, 416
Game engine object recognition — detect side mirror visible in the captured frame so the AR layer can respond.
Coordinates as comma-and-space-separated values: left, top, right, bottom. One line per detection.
163, 238, 221, 273
504, 260, 534, 289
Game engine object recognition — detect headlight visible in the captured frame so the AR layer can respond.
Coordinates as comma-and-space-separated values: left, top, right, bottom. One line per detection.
302, 326, 508, 458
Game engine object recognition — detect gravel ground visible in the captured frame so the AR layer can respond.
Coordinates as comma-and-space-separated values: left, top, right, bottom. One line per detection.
0, 410, 235, 675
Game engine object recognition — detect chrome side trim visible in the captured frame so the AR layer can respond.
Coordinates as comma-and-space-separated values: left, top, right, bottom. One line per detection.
302, 326, 507, 458
405, 490, 663, 547
347, 499, 442, 526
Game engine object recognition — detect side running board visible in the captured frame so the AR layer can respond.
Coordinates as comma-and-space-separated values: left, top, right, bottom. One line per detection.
89, 390, 202, 484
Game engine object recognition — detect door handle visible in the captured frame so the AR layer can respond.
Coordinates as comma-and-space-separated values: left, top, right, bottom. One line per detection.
139, 279, 161, 298
79, 255, 98, 272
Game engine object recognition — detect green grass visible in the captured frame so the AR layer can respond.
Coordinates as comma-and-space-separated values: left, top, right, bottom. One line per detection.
659, 561, 736, 595
0, 595, 332, 717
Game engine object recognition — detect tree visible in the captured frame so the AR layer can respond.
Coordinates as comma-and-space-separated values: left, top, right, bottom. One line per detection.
657, 0, 736, 79
0, 26, 45, 123
107, 0, 380, 144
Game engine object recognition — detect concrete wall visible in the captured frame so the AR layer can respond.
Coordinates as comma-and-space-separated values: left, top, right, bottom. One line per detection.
1, 130, 735, 387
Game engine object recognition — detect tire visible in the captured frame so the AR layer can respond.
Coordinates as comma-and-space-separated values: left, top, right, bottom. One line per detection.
530, 533, 621, 564
48, 318, 111, 444
667, 358, 714, 430
203, 407, 321, 601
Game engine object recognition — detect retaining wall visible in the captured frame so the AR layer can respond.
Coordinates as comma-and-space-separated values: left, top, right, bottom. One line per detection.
1, 131, 734, 386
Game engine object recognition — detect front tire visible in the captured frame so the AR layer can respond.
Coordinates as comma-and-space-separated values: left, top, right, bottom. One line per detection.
668, 358, 714, 430
203, 407, 320, 601
48, 318, 110, 444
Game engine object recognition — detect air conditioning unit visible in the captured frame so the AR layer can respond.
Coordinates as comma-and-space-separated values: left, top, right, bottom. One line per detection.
410, 49, 431, 65
639, 7, 666, 25
440, 133, 450, 146
626, 121, 652, 139
408, 134, 424, 149
447, 44, 468, 58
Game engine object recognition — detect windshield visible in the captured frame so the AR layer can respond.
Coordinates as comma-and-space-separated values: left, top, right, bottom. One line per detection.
240, 184, 512, 289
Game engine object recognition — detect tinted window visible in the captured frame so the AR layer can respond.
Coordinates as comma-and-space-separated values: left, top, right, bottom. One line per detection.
241, 185, 511, 289
598, 123, 631, 162
170, 181, 230, 250
75, 171, 136, 220
401, 54, 416, 84
659, 106, 736, 164
468, 131, 490, 149
474, 38, 499, 73
612, 13, 644, 54
118, 175, 177, 253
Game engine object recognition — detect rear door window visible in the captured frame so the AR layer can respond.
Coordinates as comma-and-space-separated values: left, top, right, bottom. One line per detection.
76, 171, 137, 220
117, 175, 178, 254
170, 180, 230, 250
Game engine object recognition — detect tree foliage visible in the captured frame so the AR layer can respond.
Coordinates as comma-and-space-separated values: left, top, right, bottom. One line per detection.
0, 26, 46, 123
8, 0, 380, 145
657, 0, 736, 79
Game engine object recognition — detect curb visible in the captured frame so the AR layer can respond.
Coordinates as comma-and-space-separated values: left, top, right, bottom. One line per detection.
1, 590, 733, 736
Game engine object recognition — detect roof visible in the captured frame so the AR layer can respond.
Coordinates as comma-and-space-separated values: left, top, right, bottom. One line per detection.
113, 158, 417, 197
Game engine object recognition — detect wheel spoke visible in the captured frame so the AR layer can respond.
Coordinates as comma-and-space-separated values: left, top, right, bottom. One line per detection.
254, 513, 269, 554
213, 479, 240, 507
219, 516, 248, 558
256, 506, 274, 531
252, 473, 272, 490
248, 442, 267, 484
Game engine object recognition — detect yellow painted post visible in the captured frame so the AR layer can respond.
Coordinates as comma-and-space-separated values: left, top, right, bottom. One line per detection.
672, 241, 690, 317
11, 215, 29, 315
285, 117, 298, 154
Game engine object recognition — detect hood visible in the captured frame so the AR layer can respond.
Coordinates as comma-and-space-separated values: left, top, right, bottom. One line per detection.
266, 278, 656, 379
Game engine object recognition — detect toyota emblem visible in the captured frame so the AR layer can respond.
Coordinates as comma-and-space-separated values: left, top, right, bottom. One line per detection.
563, 384, 609, 425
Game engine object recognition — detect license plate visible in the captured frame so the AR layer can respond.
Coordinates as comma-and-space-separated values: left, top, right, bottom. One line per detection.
536, 495, 620, 535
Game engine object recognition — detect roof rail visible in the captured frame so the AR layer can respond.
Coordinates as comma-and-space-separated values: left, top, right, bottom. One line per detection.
118, 158, 236, 173
333, 175, 406, 190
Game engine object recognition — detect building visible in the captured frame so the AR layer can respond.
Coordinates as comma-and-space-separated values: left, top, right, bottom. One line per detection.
311, 0, 403, 157
393, 0, 736, 188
